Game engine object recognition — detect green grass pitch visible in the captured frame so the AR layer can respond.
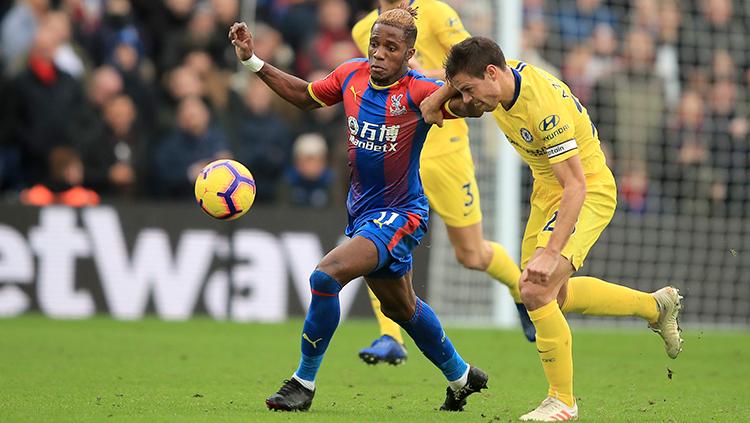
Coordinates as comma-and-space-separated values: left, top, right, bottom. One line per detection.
1, 316, 747, 422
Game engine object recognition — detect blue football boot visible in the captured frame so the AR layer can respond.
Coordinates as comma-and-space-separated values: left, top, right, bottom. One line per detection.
358, 335, 407, 365
516, 302, 536, 342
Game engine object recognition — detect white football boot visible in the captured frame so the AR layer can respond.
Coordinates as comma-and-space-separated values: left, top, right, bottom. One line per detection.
649, 286, 684, 359
520, 397, 578, 421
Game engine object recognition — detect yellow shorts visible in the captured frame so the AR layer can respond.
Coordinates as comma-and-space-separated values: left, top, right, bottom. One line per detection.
520, 167, 617, 270
420, 146, 482, 228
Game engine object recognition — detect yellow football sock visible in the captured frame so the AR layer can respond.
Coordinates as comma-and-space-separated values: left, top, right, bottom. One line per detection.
528, 301, 575, 407
367, 287, 404, 344
561, 276, 659, 323
485, 242, 522, 302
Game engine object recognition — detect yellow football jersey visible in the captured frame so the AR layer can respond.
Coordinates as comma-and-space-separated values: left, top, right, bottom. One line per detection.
491, 60, 607, 183
352, 0, 471, 159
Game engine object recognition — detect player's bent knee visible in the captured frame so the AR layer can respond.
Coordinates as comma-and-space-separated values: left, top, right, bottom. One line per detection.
315, 257, 348, 284
309, 269, 342, 294
380, 301, 415, 322
454, 248, 486, 270
520, 282, 551, 310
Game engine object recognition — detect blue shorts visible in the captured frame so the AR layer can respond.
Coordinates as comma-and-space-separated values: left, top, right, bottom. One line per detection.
345, 208, 429, 279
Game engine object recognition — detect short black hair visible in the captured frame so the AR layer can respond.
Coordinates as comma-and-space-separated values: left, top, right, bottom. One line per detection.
445, 36, 507, 81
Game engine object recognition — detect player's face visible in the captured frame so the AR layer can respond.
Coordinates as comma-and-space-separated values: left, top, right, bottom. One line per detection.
449, 67, 503, 112
368, 23, 415, 85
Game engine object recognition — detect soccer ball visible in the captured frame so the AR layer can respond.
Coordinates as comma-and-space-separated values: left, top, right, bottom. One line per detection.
194, 159, 256, 220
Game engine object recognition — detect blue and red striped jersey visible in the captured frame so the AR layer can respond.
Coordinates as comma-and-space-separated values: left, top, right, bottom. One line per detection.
307, 58, 449, 220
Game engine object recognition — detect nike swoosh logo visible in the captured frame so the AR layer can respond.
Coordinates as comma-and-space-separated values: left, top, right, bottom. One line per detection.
303, 333, 323, 348
537, 348, 554, 354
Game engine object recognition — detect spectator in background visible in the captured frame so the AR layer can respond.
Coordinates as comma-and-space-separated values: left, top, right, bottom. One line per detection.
249, 22, 294, 72
158, 65, 204, 132
629, 0, 660, 36
80, 94, 145, 198
520, 18, 561, 79
229, 75, 292, 204
282, 133, 334, 208
524, 0, 547, 24
61, 0, 104, 34
125, 0, 196, 79
86, 66, 124, 112
552, 0, 617, 48
661, 91, 714, 215
256, 0, 317, 51
450, 0, 493, 37
76, 66, 124, 156
679, 0, 747, 92
160, 3, 226, 71
0, 75, 23, 192
110, 37, 159, 133
290, 69, 347, 201
153, 96, 230, 198
5, 21, 85, 186
212, 0, 239, 29
45, 10, 86, 79
587, 24, 618, 85
20, 146, 100, 207
295, 0, 358, 77
184, 49, 232, 126
707, 76, 749, 216
1, 0, 49, 76
591, 29, 666, 192
561, 44, 594, 104
85, 0, 147, 67
210, 0, 240, 68
653, 0, 682, 108
295, 69, 346, 151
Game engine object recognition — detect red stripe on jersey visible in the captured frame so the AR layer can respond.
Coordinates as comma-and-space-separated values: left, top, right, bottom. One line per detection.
342, 69, 370, 198
387, 212, 421, 251
311, 289, 337, 297
383, 75, 419, 205
343, 69, 370, 198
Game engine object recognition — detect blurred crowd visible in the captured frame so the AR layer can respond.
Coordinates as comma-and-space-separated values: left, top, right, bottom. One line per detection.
522, 0, 749, 217
0, 0, 747, 216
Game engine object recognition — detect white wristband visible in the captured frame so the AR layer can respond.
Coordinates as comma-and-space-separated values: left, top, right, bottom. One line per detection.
241, 54, 265, 72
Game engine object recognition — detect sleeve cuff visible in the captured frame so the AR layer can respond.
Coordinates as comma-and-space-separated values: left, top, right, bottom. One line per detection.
443, 100, 460, 117
307, 83, 328, 107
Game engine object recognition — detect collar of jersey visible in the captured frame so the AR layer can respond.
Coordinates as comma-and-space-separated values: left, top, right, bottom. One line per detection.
369, 77, 400, 90
504, 67, 523, 111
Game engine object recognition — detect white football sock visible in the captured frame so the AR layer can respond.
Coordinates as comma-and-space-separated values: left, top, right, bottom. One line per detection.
448, 366, 470, 391
292, 374, 315, 391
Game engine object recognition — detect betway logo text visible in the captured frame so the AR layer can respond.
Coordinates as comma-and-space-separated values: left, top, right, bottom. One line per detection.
0, 207, 362, 321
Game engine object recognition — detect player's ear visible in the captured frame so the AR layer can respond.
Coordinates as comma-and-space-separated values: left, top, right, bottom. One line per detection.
405, 47, 416, 62
485, 64, 497, 80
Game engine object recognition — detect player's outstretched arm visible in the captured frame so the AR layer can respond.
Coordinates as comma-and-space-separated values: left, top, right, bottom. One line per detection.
229, 22, 319, 110
421, 83, 484, 126
420, 83, 456, 127
446, 96, 484, 119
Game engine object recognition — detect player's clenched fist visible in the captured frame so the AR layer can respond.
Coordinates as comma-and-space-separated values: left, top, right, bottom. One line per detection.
228, 22, 254, 61
523, 250, 559, 285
